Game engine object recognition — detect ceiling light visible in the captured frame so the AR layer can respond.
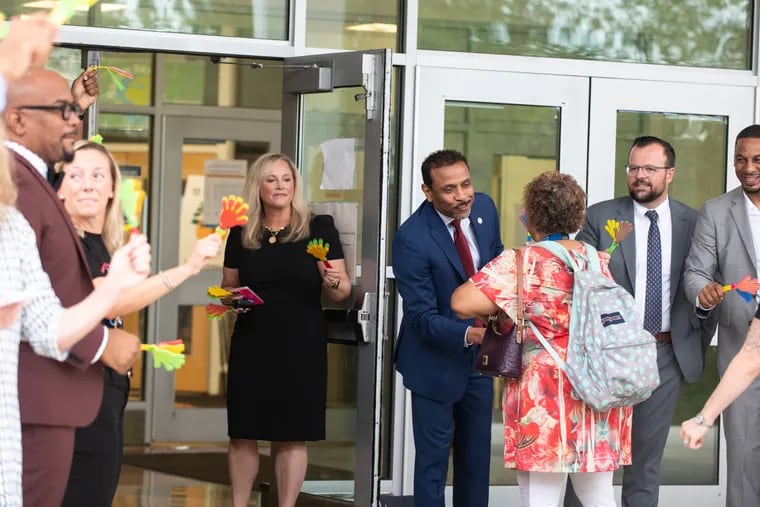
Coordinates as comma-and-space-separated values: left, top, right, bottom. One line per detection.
346, 23, 397, 34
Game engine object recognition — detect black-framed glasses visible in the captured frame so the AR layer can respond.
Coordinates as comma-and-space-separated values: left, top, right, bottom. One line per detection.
17, 102, 83, 121
624, 164, 672, 176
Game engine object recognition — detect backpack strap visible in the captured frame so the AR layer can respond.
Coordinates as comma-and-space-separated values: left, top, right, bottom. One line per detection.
530, 241, 602, 273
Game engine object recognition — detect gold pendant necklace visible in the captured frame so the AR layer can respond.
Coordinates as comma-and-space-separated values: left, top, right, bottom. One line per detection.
264, 225, 287, 244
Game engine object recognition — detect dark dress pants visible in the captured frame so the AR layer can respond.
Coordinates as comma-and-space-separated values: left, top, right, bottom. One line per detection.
61, 368, 129, 507
411, 373, 492, 507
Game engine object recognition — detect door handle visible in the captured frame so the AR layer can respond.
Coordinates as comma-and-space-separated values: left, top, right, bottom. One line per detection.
323, 292, 375, 344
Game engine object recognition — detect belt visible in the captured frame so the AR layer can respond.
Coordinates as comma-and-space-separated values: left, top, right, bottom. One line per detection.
654, 332, 671, 343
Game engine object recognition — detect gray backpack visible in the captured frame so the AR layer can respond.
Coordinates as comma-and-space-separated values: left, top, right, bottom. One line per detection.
527, 241, 660, 412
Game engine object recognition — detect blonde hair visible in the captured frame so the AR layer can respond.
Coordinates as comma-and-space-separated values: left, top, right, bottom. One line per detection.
241, 153, 310, 249
0, 123, 15, 220
62, 140, 125, 254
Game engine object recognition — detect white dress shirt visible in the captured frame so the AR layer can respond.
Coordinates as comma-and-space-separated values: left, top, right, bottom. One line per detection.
633, 198, 672, 333
743, 192, 760, 301
435, 209, 481, 346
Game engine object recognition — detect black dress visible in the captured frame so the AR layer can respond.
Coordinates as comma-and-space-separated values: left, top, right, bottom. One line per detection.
61, 232, 129, 507
224, 215, 343, 441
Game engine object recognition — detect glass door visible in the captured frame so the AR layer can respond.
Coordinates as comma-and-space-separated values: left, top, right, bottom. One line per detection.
280, 50, 392, 505
410, 67, 590, 504
587, 78, 755, 505
151, 114, 281, 442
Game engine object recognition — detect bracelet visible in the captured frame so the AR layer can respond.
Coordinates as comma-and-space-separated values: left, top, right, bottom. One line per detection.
159, 270, 175, 291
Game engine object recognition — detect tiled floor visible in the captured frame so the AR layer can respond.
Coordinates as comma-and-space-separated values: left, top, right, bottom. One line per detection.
114, 464, 260, 507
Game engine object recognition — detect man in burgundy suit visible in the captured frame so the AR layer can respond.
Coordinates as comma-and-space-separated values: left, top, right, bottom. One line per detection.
6, 68, 141, 506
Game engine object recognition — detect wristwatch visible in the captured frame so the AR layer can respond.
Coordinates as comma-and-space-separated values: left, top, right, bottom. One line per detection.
694, 413, 713, 427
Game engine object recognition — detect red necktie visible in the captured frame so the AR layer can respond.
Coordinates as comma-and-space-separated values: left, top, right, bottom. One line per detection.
452, 219, 475, 278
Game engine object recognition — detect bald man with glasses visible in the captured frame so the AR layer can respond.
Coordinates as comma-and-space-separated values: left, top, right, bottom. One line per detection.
4, 67, 142, 506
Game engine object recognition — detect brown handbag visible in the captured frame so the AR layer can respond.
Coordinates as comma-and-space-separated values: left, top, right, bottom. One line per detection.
475, 248, 524, 378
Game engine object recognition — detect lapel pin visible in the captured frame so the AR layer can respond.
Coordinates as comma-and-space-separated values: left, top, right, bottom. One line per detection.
477, 217, 483, 224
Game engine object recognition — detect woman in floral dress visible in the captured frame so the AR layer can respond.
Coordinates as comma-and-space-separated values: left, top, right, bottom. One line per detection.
452, 171, 632, 506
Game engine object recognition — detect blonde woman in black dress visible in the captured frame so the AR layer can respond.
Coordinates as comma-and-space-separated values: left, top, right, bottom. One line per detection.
222, 153, 350, 507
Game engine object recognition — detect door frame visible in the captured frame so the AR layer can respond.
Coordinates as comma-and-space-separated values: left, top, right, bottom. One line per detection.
587, 77, 756, 206
150, 114, 280, 441
280, 49, 393, 506
407, 66, 590, 500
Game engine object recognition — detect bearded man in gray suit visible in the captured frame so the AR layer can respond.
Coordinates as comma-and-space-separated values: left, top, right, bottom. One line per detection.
684, 124, 760, 507
565, 136, 711, 507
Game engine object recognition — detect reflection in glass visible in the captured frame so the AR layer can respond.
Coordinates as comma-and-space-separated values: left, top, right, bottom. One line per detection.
613, 111, 728, 209
612, 111, 725, 485
174, 305, 227, 409
100, 113, 152, 401
297, 89, 368, 481
306, 0, 397, 51
6, 1, 287, 40
444, 101, 560, 486
445, 102, 560, 251
46, 47, 83, 84
162, 55, 282, 109
99, 52, 153, 107
419, 0, 751, 69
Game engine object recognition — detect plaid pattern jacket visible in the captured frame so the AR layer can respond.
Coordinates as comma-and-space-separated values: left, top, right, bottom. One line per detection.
0, 207, 67, 505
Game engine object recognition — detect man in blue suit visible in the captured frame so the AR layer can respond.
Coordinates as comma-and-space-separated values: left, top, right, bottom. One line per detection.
393, 149, 503, 507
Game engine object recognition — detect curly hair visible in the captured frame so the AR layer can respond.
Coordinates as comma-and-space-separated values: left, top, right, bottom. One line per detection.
523, 171, 586, 236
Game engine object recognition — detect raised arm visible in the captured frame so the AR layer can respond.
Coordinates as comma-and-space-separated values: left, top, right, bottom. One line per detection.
100, 234, 222, 317
681, 317, 760, 448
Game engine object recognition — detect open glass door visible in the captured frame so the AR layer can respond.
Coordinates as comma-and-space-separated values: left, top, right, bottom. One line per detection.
281, 49, 392, 505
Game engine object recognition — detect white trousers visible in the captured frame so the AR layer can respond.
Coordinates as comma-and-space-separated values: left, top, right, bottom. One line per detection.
516, 471, 616, 507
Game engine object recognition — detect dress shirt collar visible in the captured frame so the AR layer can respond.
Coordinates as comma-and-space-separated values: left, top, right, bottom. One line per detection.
4, 140, 47, 179
632, 197, 670, 222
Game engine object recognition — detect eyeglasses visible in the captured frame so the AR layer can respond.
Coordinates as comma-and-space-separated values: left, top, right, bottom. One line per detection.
17, 102, 83, 121
625, 164, 672, 176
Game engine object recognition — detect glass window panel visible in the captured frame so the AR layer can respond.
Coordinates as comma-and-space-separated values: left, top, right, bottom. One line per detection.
444, 101, 560, 486
99, 52, 153, 107
46, 47, 83, 83
162, 55, 282, 109
611, 110, 725, 485
445, 101, 560, 252
7, 1, 287, 40
100, 113, 152, 402
613, 112, 728, 209
174, 305, 227, 409
306, 0, 397, 51
419, 0, 751, 69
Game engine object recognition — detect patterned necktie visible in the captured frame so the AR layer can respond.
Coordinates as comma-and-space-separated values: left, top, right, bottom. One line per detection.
452, 219, 475, 278
643, 210, 662, 335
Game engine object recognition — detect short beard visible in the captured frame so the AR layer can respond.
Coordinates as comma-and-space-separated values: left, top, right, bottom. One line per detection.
743, 184, 760, 194
61, 150, 75, 164
629, 187, 664, 204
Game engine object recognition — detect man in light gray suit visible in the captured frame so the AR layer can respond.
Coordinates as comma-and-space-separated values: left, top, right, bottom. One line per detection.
565, 136, 710, 507
684, 124, 760, 507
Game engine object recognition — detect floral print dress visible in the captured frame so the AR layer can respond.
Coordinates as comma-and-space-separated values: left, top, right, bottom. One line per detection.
471, 244, 633, 473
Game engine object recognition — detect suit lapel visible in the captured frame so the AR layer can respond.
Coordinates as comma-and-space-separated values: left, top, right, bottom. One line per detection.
14, 154, 93, 275
424, 203, 467, 280
729, 188, 757, 272
618, 199, 636, 291
669, 201, 688, 304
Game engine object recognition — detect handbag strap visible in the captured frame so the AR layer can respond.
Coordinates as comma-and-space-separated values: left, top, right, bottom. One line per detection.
515, 248, 524, 341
